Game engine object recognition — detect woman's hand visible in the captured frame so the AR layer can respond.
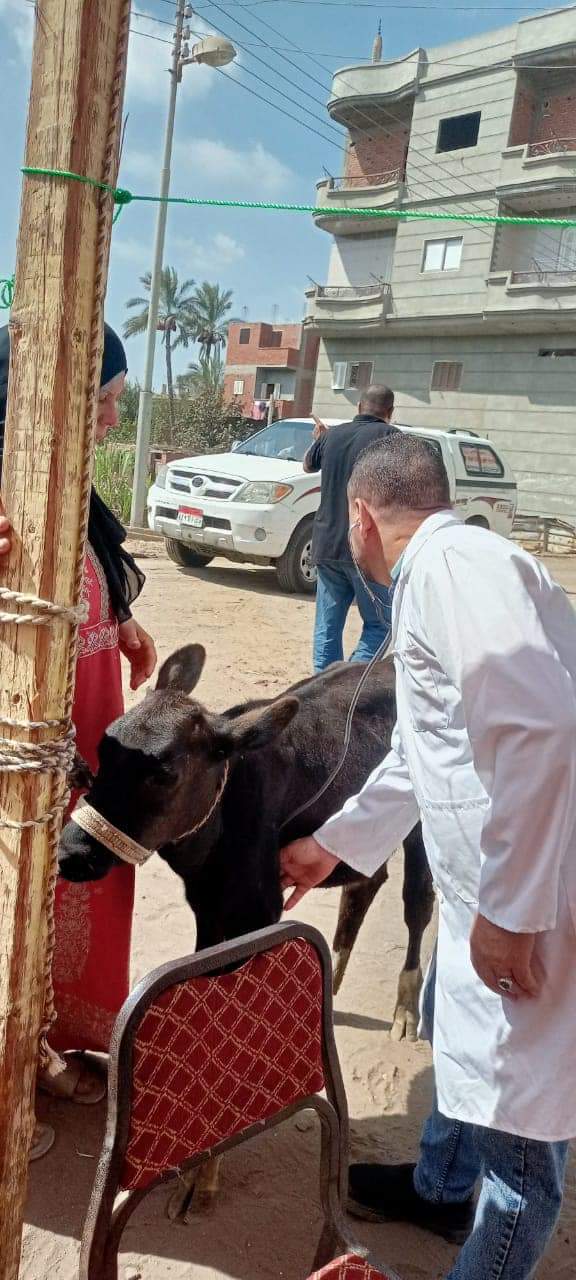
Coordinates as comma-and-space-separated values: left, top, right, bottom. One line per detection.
0, 514, 12, 558
280, 835, 340, 910
118, 619, 157, 691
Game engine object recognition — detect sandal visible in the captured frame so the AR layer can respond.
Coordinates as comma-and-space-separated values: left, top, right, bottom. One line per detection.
30, 1122, 55, 1161
37, 1051, 106, 1106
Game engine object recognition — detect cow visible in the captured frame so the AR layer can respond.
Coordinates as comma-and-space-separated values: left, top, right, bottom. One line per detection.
60, 644, 435, 1217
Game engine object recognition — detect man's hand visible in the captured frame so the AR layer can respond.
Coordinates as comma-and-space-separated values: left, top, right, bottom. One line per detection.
118, 619, 157, 691
0, 514, 12, 558
312, 414, 328, 441
470, 913, 542, 999
280, 835, 340, 910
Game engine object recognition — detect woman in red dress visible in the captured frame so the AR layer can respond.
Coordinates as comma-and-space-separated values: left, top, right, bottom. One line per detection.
0, 324, 157, 1159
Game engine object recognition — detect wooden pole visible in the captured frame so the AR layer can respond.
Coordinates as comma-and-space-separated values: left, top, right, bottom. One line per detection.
0, 3, 130, 1273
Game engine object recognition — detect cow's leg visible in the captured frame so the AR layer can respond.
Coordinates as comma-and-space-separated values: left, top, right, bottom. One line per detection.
332, 865, 388, 994
391, 824, 435, 1043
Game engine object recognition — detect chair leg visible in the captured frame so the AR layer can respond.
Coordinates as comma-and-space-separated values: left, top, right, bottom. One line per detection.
311, 1220, 342, 1271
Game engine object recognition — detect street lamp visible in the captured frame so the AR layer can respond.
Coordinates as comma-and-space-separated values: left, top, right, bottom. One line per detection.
130, 6, 237, 528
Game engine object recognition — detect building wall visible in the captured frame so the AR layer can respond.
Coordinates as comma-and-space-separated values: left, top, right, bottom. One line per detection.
312, 334, 576, 520
344, 125, 409, 184
327, 233, 396, 286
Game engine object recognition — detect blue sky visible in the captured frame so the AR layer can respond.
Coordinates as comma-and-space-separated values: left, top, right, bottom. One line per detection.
0, 0, 553, 382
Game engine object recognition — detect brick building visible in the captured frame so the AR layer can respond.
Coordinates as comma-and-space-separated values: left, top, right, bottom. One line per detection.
224, 322, 320, 420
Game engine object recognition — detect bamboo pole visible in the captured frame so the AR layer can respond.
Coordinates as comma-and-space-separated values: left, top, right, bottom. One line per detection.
0, 3, 131, 1273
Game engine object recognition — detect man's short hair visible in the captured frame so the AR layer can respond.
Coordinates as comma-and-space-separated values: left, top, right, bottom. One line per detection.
349, 431, 451, 512
361, 384, 394, 418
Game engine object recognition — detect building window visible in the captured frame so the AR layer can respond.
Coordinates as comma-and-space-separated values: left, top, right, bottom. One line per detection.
332, 360, 374, 391
539, 348, 576, 358
233, 379, 245, 395
431, 361, 463, 391
422, 237, 463, 273
437, 112, 481, 153
268, 330, 282, 347
239, 328, 251, 344
460, 443, 503, 478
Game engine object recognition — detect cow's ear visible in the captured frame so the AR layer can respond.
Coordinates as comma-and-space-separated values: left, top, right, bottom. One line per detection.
156, 644, 206, 694
217, 696, 299, 755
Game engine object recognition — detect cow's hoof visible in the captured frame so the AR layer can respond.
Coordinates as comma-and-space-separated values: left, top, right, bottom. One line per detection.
332, 947, 352, 995
390, 967, 422, 1043
166, 1171, 196, 1222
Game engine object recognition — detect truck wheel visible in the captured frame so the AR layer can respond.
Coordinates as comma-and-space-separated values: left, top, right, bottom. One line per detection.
276, 520, 317, 594
165, 538, 214, 569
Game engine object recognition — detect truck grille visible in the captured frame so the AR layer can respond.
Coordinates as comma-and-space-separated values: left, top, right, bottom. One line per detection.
168, 470, 243, 500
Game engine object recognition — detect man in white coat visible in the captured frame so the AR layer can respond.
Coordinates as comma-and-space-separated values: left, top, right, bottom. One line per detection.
281, 433, 576, 1278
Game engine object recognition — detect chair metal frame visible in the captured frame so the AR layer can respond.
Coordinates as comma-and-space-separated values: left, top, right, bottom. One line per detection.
79, 921, 399, 1280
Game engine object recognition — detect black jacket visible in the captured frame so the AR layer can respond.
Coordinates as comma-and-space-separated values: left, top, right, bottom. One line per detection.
305, 414, 397, 565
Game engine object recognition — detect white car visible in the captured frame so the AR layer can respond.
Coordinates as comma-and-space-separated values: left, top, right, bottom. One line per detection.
147, 417, 517, 594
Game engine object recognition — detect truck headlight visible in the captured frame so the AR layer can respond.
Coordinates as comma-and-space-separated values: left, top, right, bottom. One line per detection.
234, 481, 293, 504
155, 464, 168, 489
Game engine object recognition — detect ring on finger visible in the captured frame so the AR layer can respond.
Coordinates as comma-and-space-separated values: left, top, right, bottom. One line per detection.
498, 976, 514, 994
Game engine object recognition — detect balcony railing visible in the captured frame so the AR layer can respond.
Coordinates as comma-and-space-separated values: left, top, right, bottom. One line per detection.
510, 269, 576, 286
314, 283, 391, 299
527, 136, 576, 157
327, 168, 403, 190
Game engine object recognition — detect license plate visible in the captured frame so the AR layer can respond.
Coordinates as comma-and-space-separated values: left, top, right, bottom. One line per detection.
178, 507, 203, 529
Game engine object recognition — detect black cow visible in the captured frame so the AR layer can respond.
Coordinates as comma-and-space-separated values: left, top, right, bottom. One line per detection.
60, 645, 434, 1214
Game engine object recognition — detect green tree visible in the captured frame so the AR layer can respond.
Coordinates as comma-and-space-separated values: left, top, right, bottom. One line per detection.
177, 353, 225, 398
190, 282, 236, 360
124, 267, 196, 443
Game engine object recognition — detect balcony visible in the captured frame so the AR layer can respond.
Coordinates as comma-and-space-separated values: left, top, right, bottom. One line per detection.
305, 282, 393, 329
498, 138, 576, 208
485, 267, 576, 323
327, 49, 425, 127
314, 172, 405, 234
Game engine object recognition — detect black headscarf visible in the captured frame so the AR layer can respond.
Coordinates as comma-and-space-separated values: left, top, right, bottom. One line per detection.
0, 322, 144, 623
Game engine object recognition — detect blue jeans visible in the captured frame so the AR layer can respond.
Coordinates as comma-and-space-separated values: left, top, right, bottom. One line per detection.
415, 951, 569, 1278
313, 563, 391, 673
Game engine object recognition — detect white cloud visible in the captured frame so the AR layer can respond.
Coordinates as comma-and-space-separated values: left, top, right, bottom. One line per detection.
170, 231, 245, 274
111, 237, 150, 268
0, 0, 34, 57
174, 139, 293, 196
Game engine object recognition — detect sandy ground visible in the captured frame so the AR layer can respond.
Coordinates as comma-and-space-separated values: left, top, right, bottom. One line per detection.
23, 546, 576, 1280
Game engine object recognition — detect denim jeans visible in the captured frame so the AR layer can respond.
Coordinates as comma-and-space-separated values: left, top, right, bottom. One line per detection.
415, 950, 569, 1279
313, 562, 392, 673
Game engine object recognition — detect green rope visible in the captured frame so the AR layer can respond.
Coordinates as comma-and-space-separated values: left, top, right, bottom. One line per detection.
20, 166, 576, 228
0, 277, 14, 309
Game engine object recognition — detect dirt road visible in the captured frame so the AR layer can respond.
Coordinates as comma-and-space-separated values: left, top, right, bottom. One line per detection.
23, 548, 575, 1280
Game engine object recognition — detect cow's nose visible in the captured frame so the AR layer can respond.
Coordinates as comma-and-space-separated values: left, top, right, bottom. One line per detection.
59, 820, 117, 882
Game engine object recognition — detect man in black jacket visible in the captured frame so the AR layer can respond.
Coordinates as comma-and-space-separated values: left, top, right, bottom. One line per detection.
304, 384, 397, 671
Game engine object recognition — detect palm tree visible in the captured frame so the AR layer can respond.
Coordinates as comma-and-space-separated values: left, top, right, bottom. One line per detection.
190, 282, 236, 361
124, 267, 196, 442
178, 353, 225, 398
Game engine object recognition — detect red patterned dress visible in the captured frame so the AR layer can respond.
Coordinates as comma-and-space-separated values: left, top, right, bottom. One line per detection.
49, 545, 135, 1053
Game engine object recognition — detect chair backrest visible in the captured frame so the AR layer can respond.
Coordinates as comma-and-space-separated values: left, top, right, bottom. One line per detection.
107, 922, 342, 1193
309, 1254, 393, 1279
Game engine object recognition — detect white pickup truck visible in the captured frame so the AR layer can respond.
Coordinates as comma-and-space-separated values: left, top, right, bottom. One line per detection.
147, 417, 517, 594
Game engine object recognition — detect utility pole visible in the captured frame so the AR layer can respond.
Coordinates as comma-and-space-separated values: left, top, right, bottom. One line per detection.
129, 14, 236, 528
0, 3, 130, 1273
130, 0, 186, 528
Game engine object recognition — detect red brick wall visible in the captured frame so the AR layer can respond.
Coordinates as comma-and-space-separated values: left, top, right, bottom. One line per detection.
510, 84, 576, 147
509, 85, 538, 145
226, 322, 304, 366
344, 127, 409, 185
223, 371, 256, 417
534, 91, 576, 145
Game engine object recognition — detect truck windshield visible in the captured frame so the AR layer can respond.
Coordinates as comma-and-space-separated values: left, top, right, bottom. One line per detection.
235, 420, 313, 462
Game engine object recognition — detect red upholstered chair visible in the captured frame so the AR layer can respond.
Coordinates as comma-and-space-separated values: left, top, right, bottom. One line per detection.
80, 921, 399, 1280
310, 1256, 396, 1279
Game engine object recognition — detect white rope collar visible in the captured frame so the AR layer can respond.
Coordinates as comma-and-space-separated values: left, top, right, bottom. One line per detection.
70, 761, 230, 867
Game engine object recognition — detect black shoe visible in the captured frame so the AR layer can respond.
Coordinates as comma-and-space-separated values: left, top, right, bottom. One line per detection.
348, 1162, 474, 1246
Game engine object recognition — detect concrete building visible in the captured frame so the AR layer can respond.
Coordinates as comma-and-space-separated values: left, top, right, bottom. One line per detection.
224, 322, 319, 420
306, 6, 576, 521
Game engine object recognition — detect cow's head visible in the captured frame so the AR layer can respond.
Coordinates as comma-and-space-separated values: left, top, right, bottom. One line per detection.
58, 644, 299, 882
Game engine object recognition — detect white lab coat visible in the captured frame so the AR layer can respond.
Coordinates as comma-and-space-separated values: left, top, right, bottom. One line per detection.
316, 511, 576, 1141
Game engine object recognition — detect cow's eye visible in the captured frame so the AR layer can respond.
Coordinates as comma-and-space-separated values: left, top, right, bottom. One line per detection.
152, 764, 178, 788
